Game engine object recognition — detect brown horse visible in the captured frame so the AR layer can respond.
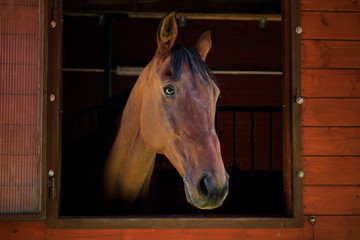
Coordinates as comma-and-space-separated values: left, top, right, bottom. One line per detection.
103, 10, 229, 210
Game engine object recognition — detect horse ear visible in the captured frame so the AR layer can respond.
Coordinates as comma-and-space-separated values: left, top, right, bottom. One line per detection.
157, 10, 178, 55
194, 29, 212, 61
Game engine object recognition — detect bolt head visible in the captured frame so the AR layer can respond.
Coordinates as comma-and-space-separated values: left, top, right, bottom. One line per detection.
296, 97, 304, 105
295, 26, 303, 34
50, 21, 57, 28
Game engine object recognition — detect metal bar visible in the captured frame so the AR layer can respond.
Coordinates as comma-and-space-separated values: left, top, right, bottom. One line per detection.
233, 111, 237, 169
251, 111, 255, 171
104, 15, 112, 104
63, 67, 282, 76
63, 12, 282, 21
212, 70, 282, 76
217, 106, 282, 112
269, 111, 273, 171
90, 110, 94, 134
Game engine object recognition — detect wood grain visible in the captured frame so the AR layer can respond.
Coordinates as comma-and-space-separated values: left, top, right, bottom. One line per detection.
301, 12, 360, 40
302, 127, 360, 156
0, 221, 312, 240
2, 218, 360, 240
0, 95, 38, 125
312, 216, 360, 240
301, 40, 360, 68
302, 69, 360, 97
301, 0, 360, 12
302, 99, 360, 126
217, 74, 282, 107
304, 186, 360, 215
0, 65, 39, 95
303, 157, 360, 185
0, 125, 38, 155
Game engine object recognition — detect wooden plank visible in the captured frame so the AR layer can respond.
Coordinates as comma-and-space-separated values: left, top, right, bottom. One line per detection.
302, 69, 360, 97
304, 186, 360, 215
0, 222, 47, 240
3, 218, 359, 240
0, 5, 39, 34
301, 12, 360, 40
48, 228, 310, 240
63, 0, 282, 15
313, 216, 360, 240
302, 127, 360, 156
216, 74, 282, 107
302, 99, 360, 126
0, 155, 39, 185
0, 221, 313, 240
303, 157, 360, 185
0, 186, 40, 214
0, 0, 39, 5
0, 65, 38, 95
0, 125, 38, 155
301, 40, 360, 68
301, 0, 360, 12
0, 95, 38, 125
0, 34, 39, 65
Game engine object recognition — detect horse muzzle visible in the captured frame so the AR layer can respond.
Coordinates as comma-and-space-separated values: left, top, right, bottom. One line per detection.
183, 173, 229, 210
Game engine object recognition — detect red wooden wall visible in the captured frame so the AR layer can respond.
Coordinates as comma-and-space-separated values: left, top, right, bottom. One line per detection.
300, 0, 360, 234
0, 0, 42, 214
1, 0, 360, 239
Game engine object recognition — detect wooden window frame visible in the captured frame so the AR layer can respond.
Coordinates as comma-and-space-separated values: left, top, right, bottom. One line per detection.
46, 0, 303, 228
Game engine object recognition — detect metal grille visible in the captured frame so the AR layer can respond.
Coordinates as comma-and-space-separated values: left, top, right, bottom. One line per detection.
216, 106, 283, 171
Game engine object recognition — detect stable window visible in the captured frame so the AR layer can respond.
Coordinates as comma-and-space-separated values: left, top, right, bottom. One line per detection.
47, 0, 302, 228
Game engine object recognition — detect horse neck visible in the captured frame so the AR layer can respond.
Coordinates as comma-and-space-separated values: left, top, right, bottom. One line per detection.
104, 65, 156, 202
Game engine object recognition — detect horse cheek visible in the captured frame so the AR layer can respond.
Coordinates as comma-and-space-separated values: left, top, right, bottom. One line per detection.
141, 102, 165, 153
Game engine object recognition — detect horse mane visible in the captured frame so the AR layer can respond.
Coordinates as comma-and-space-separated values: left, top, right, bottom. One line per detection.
171, 43, 218, 87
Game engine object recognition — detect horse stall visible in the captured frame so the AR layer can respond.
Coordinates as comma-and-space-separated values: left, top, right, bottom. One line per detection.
1, 0, 360, 239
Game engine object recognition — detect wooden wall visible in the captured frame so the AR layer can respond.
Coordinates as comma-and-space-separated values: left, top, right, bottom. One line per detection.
0, 0, 42, 214
300, 0, 360, 238
1, 0, 360, 239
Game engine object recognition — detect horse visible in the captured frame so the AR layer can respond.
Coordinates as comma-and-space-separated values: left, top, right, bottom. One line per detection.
103, 10, 229, 210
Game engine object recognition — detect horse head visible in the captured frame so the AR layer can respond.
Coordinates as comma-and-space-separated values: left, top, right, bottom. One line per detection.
140, 11, 229, 209
104, 10, 228, 210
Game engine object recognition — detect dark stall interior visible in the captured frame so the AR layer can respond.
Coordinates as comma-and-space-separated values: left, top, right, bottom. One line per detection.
60, 0, 284, 216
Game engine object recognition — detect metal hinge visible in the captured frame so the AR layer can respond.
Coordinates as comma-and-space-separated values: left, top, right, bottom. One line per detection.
48, 169, 56, 198
50, 0, 59, 28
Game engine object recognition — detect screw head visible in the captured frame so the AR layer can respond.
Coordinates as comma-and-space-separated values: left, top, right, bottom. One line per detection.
297, 170, 304, 179
296, 97, 304, 105
295, 26, 303, 34
309, 216, 317, 225
50, 21, 57, 28
49, 94, 55, 102
48, 169, 55, 178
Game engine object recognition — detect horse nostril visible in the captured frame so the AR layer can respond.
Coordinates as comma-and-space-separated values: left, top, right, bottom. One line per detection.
198, 175, 209, 197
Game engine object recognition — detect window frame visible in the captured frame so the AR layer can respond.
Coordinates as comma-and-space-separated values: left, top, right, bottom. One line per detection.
46, 0, 303, 228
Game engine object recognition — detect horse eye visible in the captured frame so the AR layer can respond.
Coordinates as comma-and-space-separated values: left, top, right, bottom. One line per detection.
163, 85, 175, 97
